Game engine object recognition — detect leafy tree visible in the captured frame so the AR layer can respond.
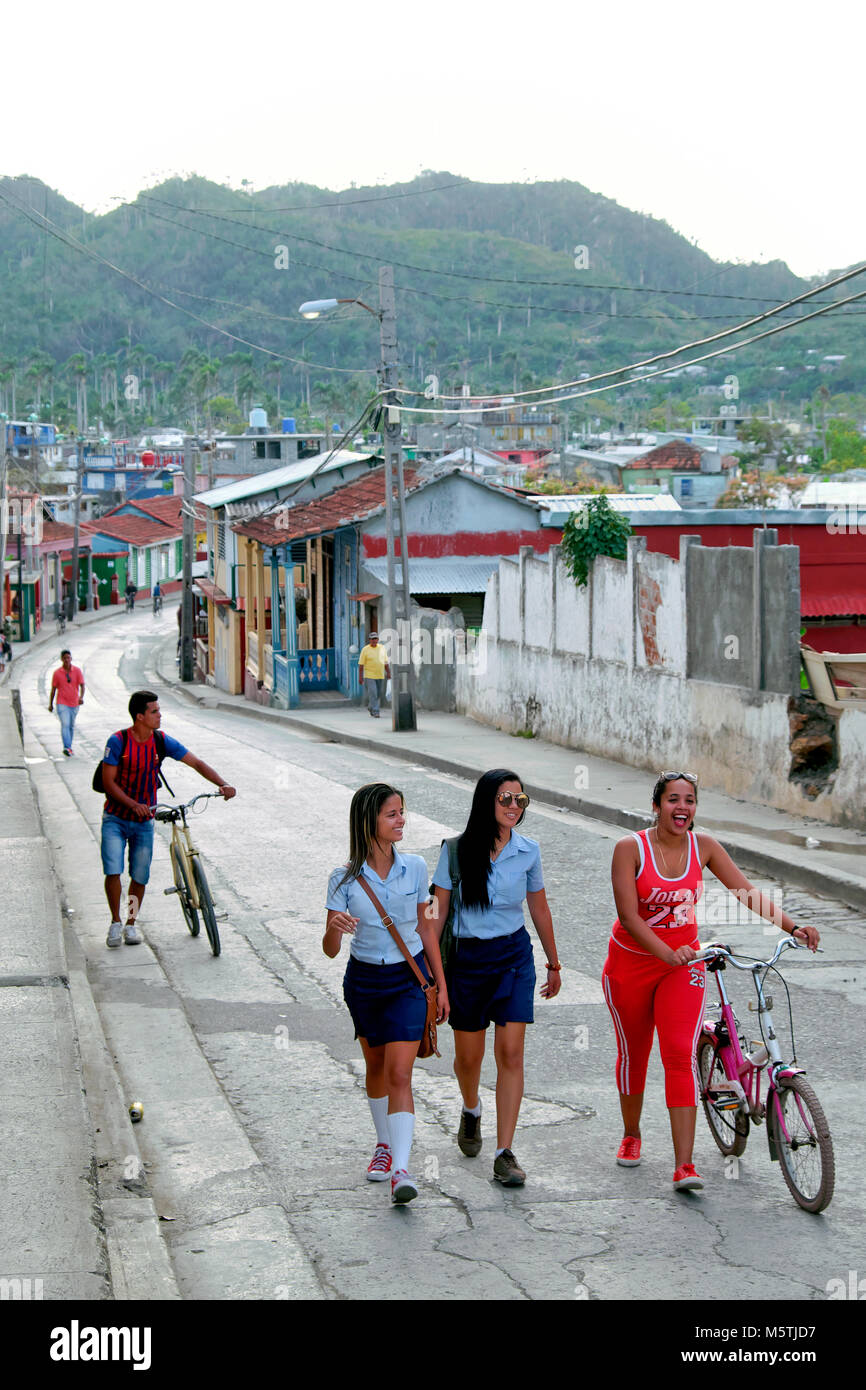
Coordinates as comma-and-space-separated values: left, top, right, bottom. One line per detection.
559, 494, 632, 586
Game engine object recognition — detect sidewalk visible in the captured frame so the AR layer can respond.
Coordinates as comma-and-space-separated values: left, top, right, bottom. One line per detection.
158, 649, 866, 913
0, 607, 181, 1301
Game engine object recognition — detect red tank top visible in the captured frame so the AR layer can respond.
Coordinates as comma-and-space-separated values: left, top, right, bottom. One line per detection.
612, 829, 704, 953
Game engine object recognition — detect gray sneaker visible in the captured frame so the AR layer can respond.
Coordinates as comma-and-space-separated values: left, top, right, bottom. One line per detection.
106, 922, 123, 948
493, 1149, 526, 1186
123, 922, 143, 945
458, 1107, 482, 1157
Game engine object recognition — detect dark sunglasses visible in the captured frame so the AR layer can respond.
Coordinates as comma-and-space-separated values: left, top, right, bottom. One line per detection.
65, 671, 72, 683
659, 771, 698, 786
497, 791, 530, 809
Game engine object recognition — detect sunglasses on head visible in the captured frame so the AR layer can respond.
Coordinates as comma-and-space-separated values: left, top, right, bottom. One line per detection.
496, 791, 530, 809
659, 771, 698, 786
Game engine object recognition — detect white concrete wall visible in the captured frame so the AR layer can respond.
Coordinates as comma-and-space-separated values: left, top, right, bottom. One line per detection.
457, 540, 866, 826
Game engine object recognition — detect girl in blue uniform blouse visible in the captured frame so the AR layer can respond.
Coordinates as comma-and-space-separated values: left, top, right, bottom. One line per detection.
431, 768, 561, 1186
324, 782, 448, 1205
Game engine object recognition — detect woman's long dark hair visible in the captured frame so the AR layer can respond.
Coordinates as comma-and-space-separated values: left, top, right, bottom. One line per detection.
457, 768, 526, 911
339, 782, 404, 886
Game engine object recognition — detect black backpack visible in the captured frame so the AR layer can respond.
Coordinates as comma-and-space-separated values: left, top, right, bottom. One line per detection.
92, 728, 174, 797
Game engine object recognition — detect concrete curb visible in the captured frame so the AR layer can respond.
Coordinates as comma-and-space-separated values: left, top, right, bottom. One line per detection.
17, 691, 182, 1301
152, 650, 866, 915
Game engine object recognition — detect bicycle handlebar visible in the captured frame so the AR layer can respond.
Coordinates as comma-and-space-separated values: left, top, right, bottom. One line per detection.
154, 791, 224, 821
692, 936, 814, 971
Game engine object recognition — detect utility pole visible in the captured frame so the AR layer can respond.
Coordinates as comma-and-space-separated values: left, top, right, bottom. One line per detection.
0, 415, 8, 625
69, 436, 84, 624
180, 438, 195, 681
378, 265, 417, 731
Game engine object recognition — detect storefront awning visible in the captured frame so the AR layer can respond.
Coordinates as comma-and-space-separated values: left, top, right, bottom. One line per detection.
194, 577, 232, 604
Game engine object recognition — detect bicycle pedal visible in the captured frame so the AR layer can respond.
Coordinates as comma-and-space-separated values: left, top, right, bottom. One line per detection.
163, 886, 178, 895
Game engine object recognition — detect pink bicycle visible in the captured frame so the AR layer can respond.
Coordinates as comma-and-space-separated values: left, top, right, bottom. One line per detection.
693, 937, 834, 1213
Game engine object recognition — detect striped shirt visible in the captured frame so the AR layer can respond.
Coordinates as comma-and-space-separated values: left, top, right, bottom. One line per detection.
102, 730, 187, 819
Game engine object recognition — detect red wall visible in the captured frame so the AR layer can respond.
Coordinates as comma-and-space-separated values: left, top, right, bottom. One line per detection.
362, 530, 558, 558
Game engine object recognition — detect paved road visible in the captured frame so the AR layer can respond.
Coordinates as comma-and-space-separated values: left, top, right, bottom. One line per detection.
18, 612, 866, 1301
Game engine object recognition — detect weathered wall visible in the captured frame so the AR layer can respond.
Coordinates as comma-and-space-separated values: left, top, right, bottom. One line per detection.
456, 536, 865, 826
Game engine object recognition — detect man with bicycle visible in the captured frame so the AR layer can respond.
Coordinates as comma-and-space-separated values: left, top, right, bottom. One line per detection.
152, 580, 162, 613
125, 579, 138, 611
101, 689, 236, 948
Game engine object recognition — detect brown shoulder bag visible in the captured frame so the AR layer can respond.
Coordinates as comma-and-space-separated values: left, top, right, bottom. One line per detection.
354, 875, 440, 1059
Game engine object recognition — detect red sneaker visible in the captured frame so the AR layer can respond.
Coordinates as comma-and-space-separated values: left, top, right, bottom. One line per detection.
673, 1163, 704, 1191
366, 1142, 392, 1182
616, 1136, 641, 1167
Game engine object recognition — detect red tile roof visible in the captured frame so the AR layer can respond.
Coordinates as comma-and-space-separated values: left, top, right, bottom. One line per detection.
802, 591, 866, 618
232, 467, 421, 544
624, 440, 737, 472
38, 519, 77, 548
82, 514, 182, 546
101, 495, 184, 526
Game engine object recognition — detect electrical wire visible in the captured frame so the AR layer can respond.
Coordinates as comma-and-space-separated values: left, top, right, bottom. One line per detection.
0, 187, 377, 377
138, 191, 847, 306
185, 177, 473, 214
396, 261, 866, 403
390, 281, 866, 416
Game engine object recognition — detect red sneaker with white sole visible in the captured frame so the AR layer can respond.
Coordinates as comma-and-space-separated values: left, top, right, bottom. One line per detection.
616, 1136, 641, 1167
673, 1163, 704, 1191
366, 1142, 392, 1182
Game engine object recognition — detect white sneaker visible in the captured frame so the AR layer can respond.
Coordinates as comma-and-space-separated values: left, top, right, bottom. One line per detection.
106, 922, 123, 948
390, 1169, 418, 1205
123, 922, 143, 945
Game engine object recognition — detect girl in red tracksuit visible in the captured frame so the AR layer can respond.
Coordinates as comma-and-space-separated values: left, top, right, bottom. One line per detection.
604, 773, 820, 1192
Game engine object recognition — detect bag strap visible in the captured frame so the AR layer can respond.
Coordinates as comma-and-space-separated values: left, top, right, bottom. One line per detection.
353, 874, 433, 993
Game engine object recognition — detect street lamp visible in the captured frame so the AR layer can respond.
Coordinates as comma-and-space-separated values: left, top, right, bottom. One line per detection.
297, 267, 417, 731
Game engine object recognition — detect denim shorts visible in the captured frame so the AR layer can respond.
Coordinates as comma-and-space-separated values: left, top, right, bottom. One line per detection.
343, 951, 431, 1048
446, 926, 536, 1031
101, 813, 155, 883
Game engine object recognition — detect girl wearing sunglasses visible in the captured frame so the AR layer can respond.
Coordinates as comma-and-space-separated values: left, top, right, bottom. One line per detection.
604, 772, 820, 1193
430, 768, 561, 1186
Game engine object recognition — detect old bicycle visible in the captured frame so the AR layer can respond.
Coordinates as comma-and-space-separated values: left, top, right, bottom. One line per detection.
156, 791, 224, 955
693, 936, 834, 1212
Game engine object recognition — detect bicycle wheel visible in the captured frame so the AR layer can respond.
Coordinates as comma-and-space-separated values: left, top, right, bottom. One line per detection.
696, 1034, 749, 1157
170, 842, 199, 936
771, 1075, 835, 1213
192, 857, 220, 956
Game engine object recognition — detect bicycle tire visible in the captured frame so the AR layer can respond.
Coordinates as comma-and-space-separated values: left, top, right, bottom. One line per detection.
170, 842, 200, 936
697, 1034, 749, 1157
770, 1075, 835, 1213
192, 857, 220, 956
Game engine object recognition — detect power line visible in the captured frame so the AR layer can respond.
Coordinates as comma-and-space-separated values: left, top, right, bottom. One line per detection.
393, 281, 866, 417
0, 186, 377, 377
138, 190, 846, 307
398, 260, 866, 403
183, 177, 473, 214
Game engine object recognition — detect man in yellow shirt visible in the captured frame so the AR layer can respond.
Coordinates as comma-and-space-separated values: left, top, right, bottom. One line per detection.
358, 632, 390, 718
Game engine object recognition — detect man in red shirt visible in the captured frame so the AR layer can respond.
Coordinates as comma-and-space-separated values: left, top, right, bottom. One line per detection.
48, 649, 85, 756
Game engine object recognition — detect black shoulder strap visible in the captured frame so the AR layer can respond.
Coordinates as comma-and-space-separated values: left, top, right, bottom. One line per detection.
444, 835, 461, 885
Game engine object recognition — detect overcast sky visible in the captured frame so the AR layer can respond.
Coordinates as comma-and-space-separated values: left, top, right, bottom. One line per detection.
5, 0, 863, 278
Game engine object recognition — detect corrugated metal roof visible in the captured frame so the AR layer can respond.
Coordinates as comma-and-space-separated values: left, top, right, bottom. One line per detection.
802, 591, 866, 618
363, 557, 500, 594
532, 493, 682, 524
194, 450, 380, 508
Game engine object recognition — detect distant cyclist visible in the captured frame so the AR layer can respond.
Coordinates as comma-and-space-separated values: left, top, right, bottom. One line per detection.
152, 581, 162, 614
125, 580, 138, 612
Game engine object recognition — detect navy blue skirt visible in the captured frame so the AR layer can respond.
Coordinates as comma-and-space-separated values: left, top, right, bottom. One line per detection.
343, 952, 431, 1048
446, 926, 536, 1032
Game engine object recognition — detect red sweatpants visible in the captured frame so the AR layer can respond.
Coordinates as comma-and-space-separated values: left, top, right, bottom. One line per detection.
602, 934, 706, 1107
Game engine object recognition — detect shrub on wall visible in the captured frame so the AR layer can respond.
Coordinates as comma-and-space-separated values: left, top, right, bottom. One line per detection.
560, 494, 633, 587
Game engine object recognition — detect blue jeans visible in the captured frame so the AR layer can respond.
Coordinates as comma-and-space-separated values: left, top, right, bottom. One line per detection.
101, 813, 155, 884
57, 703, 79, 751
366, 678, 385, 714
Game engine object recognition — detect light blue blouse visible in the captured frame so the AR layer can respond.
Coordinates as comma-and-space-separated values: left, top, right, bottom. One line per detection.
432, 831, 544, 941
326, 851, 429, 965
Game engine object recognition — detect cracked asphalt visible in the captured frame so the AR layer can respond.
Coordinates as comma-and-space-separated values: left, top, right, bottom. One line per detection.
16, 611, 866, 1301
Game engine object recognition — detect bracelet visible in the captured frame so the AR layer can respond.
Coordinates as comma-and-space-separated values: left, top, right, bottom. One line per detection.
546, 962, 562, 971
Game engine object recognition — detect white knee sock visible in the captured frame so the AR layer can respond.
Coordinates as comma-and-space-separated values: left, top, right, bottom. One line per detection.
387, 1112, 415, 1173
367, 1095, 390, 1145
